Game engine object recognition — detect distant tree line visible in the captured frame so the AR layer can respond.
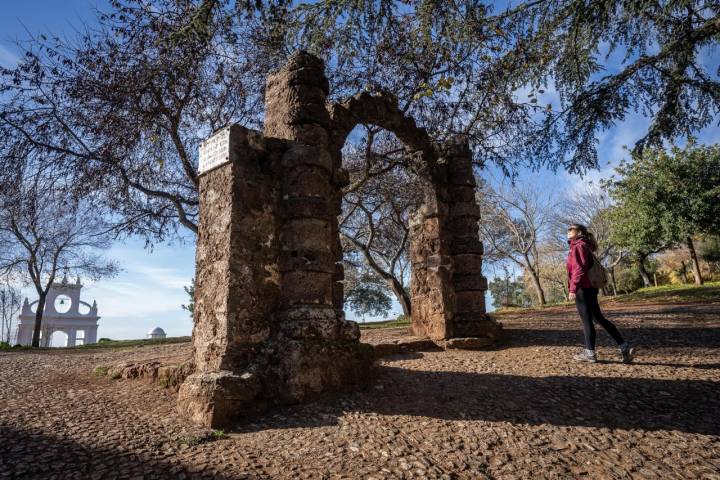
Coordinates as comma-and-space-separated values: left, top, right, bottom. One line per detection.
484, 142, 720, 309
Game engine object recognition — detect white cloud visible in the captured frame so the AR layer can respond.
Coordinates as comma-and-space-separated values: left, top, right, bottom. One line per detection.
0, 44, 19, 67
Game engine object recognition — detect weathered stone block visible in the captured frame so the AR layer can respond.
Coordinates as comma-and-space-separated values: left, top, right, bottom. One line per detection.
281, 145, 333, 172
265, 53, 330, 95
453, 274, 488, 291
452, 313, 502, 339
446, 216, 480, 237
279, 249, 336, 273
280, 270, 334, 306
455, 291, 486, 313
450, 236, 484, 255
282, 197, 335, 220
177, 371, 262, 428
449, 202, 480, 218
265, 85, 332, 128
453, 254, 483, 274
282, 165, 334, 199
448, 185, 476, 203
446, 158, 475, 177
282, 219, 332, 249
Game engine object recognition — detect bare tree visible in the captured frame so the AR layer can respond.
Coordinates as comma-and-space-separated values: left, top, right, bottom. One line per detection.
536, 243, 570, 302
0, 282, 21, 344
478, 179, 559, 305
0, 164, 118, 347
555, 184, 625, 295
0, 0, 270, 241
340, 128, 422, 316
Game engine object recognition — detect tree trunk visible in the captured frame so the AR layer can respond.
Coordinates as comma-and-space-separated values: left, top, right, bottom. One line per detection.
527, 269, 547, 305
636, 257, 651, 287
31, 292, 47, 348
609, 268, 618, 296
686, 236, 704, 285
680, 260, 689, 283
388, 278, 412, 317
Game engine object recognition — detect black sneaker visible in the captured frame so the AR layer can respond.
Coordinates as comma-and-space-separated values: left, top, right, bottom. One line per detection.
621, 344, 635, 364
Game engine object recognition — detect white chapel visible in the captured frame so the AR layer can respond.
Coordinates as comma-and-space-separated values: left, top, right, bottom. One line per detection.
16, 275, 100, 347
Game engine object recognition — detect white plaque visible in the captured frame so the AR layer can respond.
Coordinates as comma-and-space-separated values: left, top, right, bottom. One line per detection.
199, 127, 231, 174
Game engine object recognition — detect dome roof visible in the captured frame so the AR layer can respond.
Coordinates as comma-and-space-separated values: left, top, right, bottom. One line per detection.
148, 327, 166, 335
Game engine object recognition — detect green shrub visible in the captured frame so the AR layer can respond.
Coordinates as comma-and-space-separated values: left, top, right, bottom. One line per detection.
0, 342, 11, 350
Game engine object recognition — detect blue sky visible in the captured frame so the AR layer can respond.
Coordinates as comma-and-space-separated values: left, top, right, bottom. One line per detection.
2, 1, 719, 339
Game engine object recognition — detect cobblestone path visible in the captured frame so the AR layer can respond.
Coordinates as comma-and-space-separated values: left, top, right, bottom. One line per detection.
1, 301, 719, 479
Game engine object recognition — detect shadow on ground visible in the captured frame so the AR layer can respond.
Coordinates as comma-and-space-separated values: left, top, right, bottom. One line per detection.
502, 326, 720, 349
0, 424, 266, 479
231, 312, 720, 438
232, 363, 720, 437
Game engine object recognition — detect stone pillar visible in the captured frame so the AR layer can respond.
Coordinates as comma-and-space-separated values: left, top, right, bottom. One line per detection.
408, 136, 501, 348
443, 136, 501, 347
66, 328, 77, 347
85, 327, 97, 345
408, 168, 456, 341
16, 324, 32, 346
263, 51, 369, 402
178, 52, 370, 428
178, 125, 283, 427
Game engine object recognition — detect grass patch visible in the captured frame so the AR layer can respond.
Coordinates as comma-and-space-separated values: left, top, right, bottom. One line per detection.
492, 282, 720, 316
493, 302, 572, 314
609, 281, 720, 304
0, 336, 192, 352
76, 336, 192, 349
359, 316, 411, 330
93, 366, 109, 376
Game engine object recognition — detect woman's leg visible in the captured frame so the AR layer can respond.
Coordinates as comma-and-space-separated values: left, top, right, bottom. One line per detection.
575, 288, 596, 350
584, 287, 625, 345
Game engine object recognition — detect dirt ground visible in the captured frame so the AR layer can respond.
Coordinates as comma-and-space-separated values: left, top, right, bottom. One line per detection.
1, 300, 719, 479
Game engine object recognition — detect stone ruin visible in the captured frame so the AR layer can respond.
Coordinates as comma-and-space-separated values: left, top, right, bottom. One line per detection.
177, 52, 502, 427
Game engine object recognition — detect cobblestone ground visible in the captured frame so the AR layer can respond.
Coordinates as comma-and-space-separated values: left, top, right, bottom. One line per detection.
1, 301, 719, 479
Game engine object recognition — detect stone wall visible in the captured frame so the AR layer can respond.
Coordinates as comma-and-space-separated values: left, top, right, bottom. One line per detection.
178, 53, 371, 428
443, 138, 501, 346
407, 137, 501, 346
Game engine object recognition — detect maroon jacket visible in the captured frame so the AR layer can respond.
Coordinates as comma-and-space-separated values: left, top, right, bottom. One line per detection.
567, 236, 597, 294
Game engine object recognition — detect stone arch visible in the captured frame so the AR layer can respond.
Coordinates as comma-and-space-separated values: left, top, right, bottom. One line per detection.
178, 51, 500, 428
326, 92, 500, 344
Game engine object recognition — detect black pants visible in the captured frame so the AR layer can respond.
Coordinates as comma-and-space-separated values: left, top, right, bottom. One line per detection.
575, 287, 624, 350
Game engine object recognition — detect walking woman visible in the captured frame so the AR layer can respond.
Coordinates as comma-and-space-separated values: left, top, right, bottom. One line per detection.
567, 223, 634, 363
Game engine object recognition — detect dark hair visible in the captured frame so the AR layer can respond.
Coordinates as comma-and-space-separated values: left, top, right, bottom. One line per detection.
568, 223, 597, 250
567, 223, 589, 235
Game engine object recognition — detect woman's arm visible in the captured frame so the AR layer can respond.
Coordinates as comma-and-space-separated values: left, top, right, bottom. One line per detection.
569, 243, 591, 293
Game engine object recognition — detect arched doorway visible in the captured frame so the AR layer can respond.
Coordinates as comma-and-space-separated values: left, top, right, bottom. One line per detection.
48, 330, 68, 348
326, 92, 499, 343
